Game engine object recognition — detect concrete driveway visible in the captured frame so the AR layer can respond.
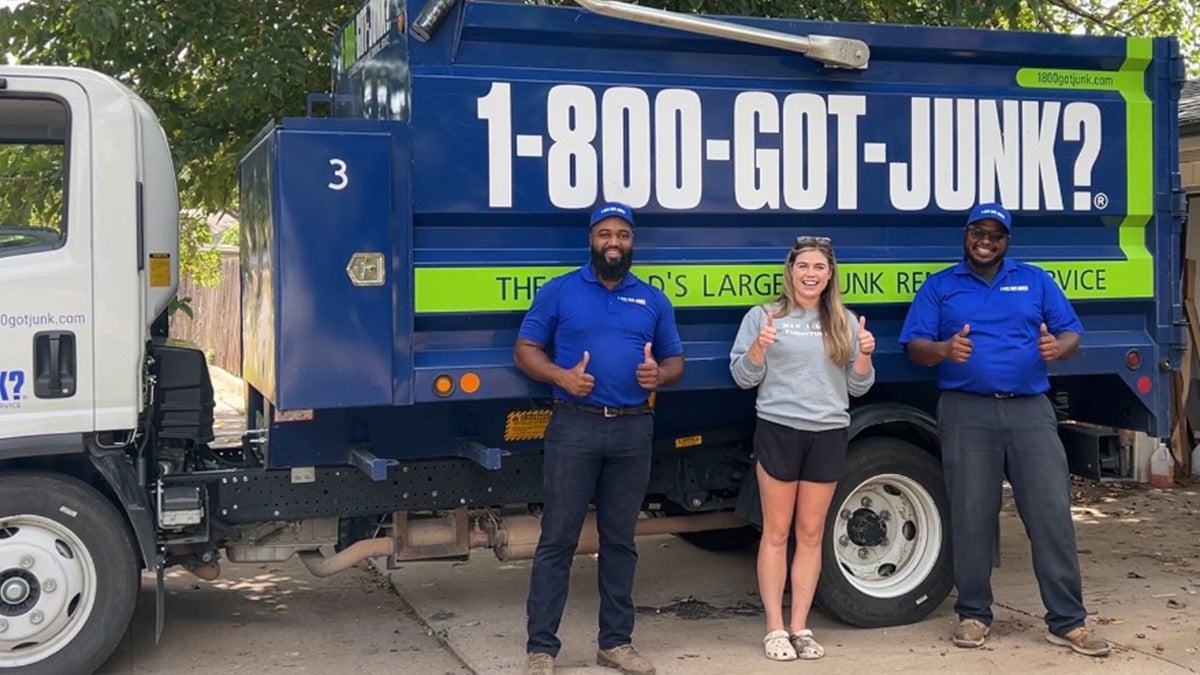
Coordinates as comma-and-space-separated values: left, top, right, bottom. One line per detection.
387, 482, 1200, 674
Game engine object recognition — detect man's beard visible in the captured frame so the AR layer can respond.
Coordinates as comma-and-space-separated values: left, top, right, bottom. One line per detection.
965, 245, 1004, 272
591, 246, 633, 282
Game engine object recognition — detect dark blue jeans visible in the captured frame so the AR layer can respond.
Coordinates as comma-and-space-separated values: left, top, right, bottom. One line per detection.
525, 406, 654, 657
937, 391, 1087, 636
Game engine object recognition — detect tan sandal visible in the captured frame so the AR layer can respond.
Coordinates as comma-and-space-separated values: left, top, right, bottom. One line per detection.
763, 629, 797, 661
790, 629, 825, 660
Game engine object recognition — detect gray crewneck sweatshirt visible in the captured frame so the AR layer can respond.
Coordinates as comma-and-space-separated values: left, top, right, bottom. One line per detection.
730, 304, 875, 431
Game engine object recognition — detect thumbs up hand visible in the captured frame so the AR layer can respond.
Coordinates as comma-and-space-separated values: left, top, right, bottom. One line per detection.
637, 342, 661, 390
747, 307, 779, 366
756, 311, 778, 350
947, 324, 973, 364
856, 315, 875, 357
1038, 323, 1060, 362
559, 351, 595, 397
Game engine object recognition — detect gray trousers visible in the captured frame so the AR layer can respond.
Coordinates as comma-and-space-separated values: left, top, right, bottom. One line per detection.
936, 390, 1087, 636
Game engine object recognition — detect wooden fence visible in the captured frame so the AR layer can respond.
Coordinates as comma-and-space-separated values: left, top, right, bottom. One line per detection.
172, 247, 241, 376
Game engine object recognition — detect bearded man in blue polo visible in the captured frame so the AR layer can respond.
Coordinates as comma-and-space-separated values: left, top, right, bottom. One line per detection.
899, 203, 1110, 657
514, 202, 685, 675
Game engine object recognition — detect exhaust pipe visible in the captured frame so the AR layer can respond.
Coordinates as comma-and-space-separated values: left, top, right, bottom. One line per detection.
298, 538, 394, 578
297, 513, 490, 576
489, 512, 750, 562
295, 510, 751, 574
574, 0, 868, 69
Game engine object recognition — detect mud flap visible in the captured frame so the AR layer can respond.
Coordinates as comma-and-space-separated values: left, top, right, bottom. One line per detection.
733, 468, 762, 527
89, 452, 169, 639
89, 452, 158, 567
156, 563, 165, 642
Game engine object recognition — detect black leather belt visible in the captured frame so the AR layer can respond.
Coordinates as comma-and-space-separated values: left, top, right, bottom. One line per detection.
554, 399, 653, 418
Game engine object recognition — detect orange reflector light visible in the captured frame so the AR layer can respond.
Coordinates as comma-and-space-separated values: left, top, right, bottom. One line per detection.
433, 374, 455, 397
460, 372, 481, 394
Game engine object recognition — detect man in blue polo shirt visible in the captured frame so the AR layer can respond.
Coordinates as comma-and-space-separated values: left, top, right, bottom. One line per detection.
515, 202, 684, 675
899, 203, 1110, 657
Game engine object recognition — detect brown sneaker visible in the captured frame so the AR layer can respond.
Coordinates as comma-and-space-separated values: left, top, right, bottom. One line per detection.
526, 652, 555, 675
953, 618, 990, 648
597, 644, 656, 675
1046, 626, 1111, 656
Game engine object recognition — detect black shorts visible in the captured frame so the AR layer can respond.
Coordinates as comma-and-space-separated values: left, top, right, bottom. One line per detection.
753, 418, 848, 483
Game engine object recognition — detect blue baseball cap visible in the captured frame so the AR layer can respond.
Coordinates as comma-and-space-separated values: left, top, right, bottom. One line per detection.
589, 202, 635, 229
966, 202, 1012, 232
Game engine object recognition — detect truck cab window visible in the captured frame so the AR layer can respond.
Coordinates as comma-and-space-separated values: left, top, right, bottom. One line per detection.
0, 97, 67, 256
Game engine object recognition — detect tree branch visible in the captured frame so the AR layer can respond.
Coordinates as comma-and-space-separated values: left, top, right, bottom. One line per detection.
1044, 0, 1129, 32
1111, 0, 1164, 27
1032, 1, 1058, 31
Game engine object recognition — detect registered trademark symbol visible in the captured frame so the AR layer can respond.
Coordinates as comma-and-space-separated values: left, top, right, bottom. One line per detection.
1094, 193, 1109, 209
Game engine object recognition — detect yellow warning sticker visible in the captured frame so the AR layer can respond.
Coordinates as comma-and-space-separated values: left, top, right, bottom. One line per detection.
674, 435, 702, 449
149, 253, 171, 288
505, 409, 552, 441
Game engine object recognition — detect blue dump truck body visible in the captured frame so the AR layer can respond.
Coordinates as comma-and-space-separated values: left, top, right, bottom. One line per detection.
233, 0, 1185, 627
0, 4, 1187, 670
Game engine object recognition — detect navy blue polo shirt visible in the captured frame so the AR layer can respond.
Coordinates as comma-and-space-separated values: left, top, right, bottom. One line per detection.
518, 265, 683, 408
898, 258, 1084, 396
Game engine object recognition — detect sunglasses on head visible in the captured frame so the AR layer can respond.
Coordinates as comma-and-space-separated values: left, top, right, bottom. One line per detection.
794, 235, 832, 248
965, 226, 1008, 243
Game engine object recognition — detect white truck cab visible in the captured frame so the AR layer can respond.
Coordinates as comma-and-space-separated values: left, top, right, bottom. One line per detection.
0, 66, 191, 673
0, 66, 178, 442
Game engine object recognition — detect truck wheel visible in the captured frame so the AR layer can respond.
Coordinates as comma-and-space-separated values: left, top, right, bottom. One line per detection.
0, 472, 138, 673
676, 525, 759, 552
814, 437, 952, 627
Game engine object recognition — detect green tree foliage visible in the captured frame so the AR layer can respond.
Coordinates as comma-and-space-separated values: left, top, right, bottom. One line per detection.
0, 0, 358, 284
0, 145, 63, 230
1007, 1, 1197, 76
553, 0, 1198, 76
619, 0, 1013, 26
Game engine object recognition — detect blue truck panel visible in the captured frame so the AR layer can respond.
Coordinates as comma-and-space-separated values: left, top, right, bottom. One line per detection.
239, 128, 279, 405
274, 130, 395, 410
239, 0, 1183, 468
242, 122, 415, 412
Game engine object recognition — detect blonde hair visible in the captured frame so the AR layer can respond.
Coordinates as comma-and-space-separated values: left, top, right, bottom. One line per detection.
770, 239, 853, 366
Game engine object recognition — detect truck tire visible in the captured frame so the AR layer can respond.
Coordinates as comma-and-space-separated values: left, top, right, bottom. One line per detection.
814, 437, 953, 627
0, 472, 139, 674
676, 525, 759, 552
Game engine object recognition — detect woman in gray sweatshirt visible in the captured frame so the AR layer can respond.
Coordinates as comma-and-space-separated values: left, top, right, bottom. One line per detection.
729, 236, 875, 662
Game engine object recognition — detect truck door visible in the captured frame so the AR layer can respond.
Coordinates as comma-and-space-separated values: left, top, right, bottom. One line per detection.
0, 77, 95, 441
